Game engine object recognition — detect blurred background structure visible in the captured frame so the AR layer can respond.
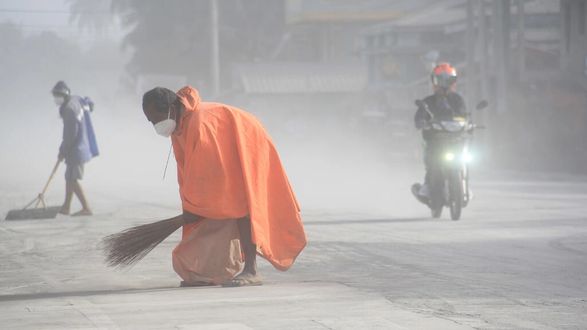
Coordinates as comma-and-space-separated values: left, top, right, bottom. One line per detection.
1, 0, 586, 191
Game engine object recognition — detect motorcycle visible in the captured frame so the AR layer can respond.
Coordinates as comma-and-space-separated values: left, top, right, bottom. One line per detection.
412, 99, 488, 220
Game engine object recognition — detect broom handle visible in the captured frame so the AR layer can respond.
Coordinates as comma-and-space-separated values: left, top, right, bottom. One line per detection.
22, 196, 40, 210
183, 212, 204, 224
23, 160, 61, 210
39, 160, 62, 197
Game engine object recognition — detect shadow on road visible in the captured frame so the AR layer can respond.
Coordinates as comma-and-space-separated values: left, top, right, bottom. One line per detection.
305, 217, 431, 226
0, 285, 207, 302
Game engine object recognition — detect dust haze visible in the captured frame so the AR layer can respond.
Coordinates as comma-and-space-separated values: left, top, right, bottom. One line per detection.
1, 0, 585, 219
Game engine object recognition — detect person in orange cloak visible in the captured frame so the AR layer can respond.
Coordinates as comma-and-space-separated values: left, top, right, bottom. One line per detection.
142, 86, 306, 287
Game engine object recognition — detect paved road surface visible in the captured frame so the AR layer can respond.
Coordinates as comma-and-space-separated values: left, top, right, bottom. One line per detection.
1, 173, 586, 329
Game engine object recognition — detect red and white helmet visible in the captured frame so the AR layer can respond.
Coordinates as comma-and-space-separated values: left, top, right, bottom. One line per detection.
431, 62, 457, 89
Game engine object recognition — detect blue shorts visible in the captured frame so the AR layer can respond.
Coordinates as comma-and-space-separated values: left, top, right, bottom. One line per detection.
65, 163, 84, 181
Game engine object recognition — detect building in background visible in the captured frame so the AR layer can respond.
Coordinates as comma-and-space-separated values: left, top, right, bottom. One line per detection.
230, 0, 438, 159
560, 0, 587, 89
227, 0, 586, 170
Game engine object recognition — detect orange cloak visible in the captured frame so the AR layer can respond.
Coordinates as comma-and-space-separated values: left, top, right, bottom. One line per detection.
171, 86, 306, 272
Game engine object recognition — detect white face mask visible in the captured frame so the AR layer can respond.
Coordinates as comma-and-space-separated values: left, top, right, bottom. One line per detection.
54, 96, 65, 106
153, 108, 176, 137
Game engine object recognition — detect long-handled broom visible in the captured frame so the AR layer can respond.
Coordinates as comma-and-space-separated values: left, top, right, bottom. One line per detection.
102, 215, 201, 268
5, 160, 62, 220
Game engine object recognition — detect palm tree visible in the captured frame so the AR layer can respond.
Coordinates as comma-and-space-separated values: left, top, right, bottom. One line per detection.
67, 0, 286, 90
66, 0, 114, 35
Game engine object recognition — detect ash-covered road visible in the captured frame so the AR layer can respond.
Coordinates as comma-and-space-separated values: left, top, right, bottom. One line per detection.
1, 174, 586, 329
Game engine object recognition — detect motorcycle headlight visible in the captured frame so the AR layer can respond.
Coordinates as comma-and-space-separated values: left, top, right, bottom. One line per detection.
445, 152, 456, 161
462, 152, 474, 163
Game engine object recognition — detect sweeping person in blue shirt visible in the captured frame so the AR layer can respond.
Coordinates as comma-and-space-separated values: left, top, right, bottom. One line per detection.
52, 81, 98, 216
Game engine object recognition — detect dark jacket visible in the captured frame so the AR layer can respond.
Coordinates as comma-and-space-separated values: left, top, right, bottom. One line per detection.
414, 92, 467, 141
59, 96, 92, 164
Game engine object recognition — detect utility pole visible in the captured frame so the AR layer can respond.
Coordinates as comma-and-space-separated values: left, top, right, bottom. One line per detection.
478, 0, 489, 104
210, 0, 220, 97
466, 0, 476, 111
494, 0, 510, 114
516, 0, 526, 82
476, 1, 490, 155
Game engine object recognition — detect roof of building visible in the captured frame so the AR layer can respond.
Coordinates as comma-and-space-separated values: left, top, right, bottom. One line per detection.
363, 0, 561, 35
286, 0, 436, 24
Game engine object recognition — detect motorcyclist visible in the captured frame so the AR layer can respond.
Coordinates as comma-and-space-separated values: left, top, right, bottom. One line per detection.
412, 62, 467, 204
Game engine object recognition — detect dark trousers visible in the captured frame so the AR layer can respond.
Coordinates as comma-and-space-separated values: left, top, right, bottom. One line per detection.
422, 141, 443, 185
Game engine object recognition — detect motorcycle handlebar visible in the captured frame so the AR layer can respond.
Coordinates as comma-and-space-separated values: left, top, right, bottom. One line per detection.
415, 99, 488, 131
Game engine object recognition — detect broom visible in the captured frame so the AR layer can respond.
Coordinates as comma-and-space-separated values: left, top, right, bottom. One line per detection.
102, 215, 200, 268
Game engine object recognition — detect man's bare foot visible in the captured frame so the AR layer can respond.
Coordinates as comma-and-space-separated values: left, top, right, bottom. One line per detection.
59, 206, 70, 215
222, 271, 262, 287
72, 209, 93, 217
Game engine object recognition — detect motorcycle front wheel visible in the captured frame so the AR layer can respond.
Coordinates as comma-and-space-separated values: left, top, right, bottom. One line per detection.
449, 171, 463, 221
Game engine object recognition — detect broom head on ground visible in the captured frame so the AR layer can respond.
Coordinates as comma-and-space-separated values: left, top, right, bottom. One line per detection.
102, 216, 185, 269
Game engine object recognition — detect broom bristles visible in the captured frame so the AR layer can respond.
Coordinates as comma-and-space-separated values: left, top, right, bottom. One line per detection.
102, 217, 185, 269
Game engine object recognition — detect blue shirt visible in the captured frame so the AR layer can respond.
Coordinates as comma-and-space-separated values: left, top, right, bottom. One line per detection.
59, 96, 92, 164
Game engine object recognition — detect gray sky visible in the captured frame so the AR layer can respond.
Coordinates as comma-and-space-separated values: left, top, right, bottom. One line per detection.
0, 0, 123, 45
